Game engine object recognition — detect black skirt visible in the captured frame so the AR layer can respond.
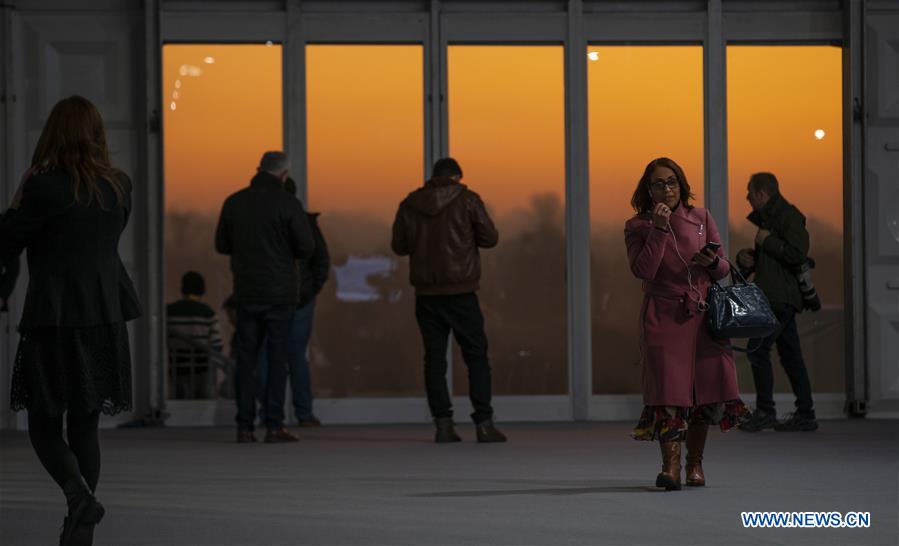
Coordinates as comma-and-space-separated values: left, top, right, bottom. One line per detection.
10, 323, 132, 416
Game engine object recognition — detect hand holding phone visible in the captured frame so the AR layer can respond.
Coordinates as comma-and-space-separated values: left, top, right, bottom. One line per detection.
693, 241, 721, 268
702, 241, 721, 255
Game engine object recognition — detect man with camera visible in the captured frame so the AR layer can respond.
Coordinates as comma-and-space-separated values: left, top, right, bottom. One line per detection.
737, 172, 819, 432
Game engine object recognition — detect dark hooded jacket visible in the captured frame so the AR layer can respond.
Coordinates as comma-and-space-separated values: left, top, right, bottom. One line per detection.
391, 177, 498, 295
744, 193, 809, 312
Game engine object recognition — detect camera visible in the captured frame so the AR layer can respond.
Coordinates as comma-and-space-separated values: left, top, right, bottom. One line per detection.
796, 258, 821, 312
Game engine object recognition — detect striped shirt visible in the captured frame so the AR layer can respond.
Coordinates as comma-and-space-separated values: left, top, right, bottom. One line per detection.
166, 298, 223, 353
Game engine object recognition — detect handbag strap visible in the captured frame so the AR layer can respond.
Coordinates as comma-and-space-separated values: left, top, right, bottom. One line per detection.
727, 258, 751, 286
708, 258, 750, 290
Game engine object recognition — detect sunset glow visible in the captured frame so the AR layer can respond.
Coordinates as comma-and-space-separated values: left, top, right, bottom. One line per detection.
161, 43, 845, 398
163, 44, 283, 215
728, 46, 843, 229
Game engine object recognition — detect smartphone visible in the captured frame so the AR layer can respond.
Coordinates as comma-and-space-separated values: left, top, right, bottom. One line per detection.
702, 241, 721, 254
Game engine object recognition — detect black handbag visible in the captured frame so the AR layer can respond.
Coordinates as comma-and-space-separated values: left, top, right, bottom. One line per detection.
707, 264, 780, 348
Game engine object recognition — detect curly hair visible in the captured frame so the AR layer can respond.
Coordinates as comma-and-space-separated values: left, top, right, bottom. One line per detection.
630, 157, 695, 214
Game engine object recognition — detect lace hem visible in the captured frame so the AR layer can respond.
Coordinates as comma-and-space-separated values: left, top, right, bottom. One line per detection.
10, 323, 133, 417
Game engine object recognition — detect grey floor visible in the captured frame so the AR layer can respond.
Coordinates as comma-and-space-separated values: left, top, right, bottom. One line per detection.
1, 421, 897, 546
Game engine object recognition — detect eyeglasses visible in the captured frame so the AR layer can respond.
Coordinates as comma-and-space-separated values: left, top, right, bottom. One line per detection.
650, 179, 679, 191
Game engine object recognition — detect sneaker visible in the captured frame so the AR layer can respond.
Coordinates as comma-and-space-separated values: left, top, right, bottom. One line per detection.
738, 410, 777, 432
264, 427, 300, 443
775, 413, 819, 432
297, 416, 322, 428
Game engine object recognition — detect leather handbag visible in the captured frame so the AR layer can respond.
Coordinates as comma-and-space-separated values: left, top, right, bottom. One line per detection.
707, 264, 780, 344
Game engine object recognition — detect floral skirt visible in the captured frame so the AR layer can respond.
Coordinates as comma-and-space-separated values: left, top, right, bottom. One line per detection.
632, 399, 750, 442
10, 323, 132, 417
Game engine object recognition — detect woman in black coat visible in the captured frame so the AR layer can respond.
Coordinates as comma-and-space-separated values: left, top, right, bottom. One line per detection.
0, 95, 141, 546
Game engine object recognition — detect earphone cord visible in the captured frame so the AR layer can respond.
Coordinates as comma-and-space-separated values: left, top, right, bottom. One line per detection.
667, 221, 709, 312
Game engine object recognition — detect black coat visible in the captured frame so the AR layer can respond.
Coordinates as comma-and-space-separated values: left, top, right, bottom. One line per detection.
0, 170, 142, 329
0, 240, 19, 311
215, 172, 315, 305
299, 212, 330, 307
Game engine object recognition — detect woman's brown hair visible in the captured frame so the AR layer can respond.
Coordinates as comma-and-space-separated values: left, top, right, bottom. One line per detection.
31, 95, 124, 208
630, 157, 695, 214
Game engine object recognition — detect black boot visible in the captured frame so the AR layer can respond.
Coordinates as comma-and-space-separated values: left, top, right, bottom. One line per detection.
434, 418, 461, 443
475, 419, 507, 443
60, 478, 104, 546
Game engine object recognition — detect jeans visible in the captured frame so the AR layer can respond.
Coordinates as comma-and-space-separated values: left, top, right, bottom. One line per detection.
234, 304, 293, 432
257, 300, 317, 421
746, 304, 815, 418
415, 293, 494, 424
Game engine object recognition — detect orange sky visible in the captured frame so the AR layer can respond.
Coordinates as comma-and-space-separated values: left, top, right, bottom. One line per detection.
163, 44, 283, 214
449, 45, 565, 226
306, 45, 423, 221
162, 44, 842, 229
588, 46, 705, 227
727, 46, 843, 228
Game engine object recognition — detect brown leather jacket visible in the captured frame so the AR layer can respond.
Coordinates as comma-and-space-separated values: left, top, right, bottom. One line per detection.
391, 177, 498, 295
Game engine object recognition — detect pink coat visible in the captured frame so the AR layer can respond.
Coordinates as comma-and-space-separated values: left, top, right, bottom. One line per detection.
624, 205, 740, 407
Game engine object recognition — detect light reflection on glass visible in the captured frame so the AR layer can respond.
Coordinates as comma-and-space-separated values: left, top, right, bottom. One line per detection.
163, 44, 283, 400
727, 45, 844, 395
306, 45, 424, 398
333, 256, 395, 303
587, 45, 705, 395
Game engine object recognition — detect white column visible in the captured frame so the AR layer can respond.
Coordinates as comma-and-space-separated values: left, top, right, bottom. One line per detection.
704, 0, 729, 249
566, 0, 592, 421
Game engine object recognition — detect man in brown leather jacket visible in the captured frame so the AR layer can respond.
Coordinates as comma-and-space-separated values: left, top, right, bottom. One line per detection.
391, 158, 506, 444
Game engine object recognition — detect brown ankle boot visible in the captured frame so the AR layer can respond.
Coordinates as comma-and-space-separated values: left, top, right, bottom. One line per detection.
655, 441, 682, 491
685, 424, 708, 486
434, 418, 462, 443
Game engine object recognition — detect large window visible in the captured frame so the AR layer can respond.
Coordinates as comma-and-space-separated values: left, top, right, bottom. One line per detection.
306, 45, 424, 397
727, 46, 844, 394
588, 46, 705, 395
163, 43, 283, 400
448, 45, 568, 395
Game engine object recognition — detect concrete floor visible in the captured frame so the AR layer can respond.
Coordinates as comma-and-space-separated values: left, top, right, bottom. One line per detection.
1, 420, 897, 546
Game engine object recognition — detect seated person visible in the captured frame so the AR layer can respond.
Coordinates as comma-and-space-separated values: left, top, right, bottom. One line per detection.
166, 271, 223, 398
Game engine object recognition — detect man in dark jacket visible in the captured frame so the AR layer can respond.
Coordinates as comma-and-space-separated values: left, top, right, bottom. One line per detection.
391, 157, 506, 443
256, 178, 330, 427
215, 151, 314, 443
736, 172, 818, 432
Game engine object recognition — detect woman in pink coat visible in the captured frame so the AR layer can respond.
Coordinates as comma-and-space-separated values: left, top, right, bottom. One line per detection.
624, 157, 749, 491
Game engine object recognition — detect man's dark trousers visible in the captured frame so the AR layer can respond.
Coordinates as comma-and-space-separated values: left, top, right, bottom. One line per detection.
746, 304, 815, 418
234, 303, 293, 432
415, 293, 493, 424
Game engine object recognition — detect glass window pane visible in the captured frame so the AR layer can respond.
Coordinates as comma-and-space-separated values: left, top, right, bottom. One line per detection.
163, 44, 283, 400
306, 45, 424, 397
588, 46, 705, 395
448, 45, 567, 395
727, 46, 844, 394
